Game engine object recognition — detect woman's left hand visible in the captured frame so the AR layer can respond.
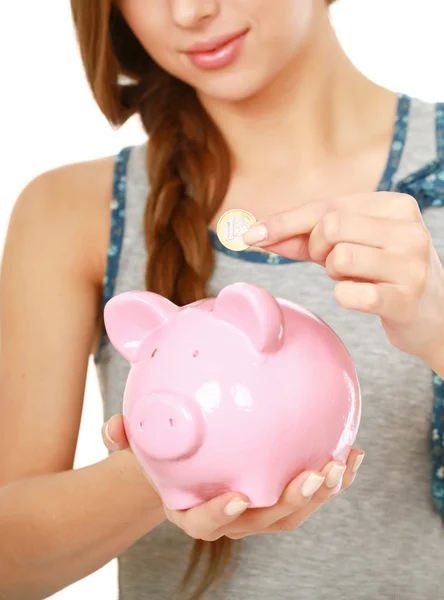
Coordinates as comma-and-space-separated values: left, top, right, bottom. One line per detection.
243, 192, 444, 366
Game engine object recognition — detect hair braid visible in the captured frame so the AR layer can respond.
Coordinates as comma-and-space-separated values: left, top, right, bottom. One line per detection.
142, 75, 230, 306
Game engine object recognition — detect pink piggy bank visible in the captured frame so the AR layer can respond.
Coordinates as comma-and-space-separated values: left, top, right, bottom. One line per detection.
104, 282, 361, 510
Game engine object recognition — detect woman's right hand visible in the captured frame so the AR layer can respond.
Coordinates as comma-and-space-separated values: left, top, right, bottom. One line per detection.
102, 415, 364, 541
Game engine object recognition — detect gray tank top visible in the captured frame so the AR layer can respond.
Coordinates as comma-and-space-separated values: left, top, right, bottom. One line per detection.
95, 95, 444, 599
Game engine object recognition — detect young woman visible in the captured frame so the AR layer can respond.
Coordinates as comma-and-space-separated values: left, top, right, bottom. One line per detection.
1, 1, 444, 599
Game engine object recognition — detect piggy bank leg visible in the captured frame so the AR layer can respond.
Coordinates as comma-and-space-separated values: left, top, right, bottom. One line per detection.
238, 480, 283, 509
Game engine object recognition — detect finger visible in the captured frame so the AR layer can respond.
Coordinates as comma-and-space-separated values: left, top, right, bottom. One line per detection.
220, 470, 325, 538
262, 449, 364, 535
250, 216, 427, 264
101, 415, 129, 452
333, 280, 409, 319
242, 193, 420, 249
325, 244, 412, 284
335, 450, 365, 494
165, 493, 250, 542
253, 234, 312, 262
308, 212, 413, 263
243, 203, 325, 247
308, 460, 347, 503
318, 449, 364, 498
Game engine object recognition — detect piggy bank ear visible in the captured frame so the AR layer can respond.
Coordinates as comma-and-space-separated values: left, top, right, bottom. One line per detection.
104, 291, 178, 363
213, 283, 284, 353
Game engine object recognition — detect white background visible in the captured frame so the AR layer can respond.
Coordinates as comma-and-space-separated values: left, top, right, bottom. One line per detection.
1, 1, 444, 598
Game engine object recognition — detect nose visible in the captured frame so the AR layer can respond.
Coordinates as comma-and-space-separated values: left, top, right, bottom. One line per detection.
171, 0, 218, 29
128, 393, 205, 461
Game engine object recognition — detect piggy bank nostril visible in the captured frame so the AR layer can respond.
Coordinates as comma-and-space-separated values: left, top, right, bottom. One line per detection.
169, 418, 174, 428
193, 350, 199, 358
139, 421, 144, 430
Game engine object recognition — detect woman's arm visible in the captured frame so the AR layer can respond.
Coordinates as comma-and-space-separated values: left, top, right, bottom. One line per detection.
0, 163, 165, 600
0, 452, 165, 600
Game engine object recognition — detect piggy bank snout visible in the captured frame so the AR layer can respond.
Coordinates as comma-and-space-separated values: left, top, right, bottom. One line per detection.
128, 393, 205, 461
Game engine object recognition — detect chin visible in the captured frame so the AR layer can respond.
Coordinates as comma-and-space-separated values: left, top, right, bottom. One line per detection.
193, 70, 275, 105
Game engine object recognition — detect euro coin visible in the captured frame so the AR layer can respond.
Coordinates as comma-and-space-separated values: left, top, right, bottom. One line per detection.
216, 209, 257, 252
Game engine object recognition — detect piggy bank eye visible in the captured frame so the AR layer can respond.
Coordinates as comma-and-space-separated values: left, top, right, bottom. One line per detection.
151, 348, 158, 358
193, 350, 199, 358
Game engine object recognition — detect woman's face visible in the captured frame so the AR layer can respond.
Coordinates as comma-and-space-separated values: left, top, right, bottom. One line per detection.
118, 0, 322, 102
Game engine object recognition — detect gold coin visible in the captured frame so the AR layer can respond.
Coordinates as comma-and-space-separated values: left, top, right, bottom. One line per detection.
216, 209, 257, 252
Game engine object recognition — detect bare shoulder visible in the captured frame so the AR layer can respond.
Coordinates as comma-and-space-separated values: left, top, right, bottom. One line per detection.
10, 155, 116, 283
16, 155, 115, 216
0, 156, 118, 478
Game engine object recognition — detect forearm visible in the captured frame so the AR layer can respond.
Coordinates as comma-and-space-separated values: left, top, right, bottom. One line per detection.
0, 450, 165, 600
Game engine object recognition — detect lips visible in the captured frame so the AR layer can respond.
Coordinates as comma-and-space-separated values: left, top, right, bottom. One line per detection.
185, 29, 248, 55
183, 29, 248, 71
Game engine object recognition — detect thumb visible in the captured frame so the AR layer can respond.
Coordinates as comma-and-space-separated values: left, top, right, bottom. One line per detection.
102, 414, 129, 452
254, 234, 312, 262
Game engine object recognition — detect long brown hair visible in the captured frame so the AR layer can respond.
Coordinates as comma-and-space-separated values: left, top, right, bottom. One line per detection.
70, 1, 336, 598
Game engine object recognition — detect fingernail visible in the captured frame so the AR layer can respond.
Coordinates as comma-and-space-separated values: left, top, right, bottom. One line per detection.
104, 421, 119, 450
243, 224, 268, 246
224, 498, 249, 517
325, 464, 346, 489
352, 454, 365, 473
301, 473, 325, 498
